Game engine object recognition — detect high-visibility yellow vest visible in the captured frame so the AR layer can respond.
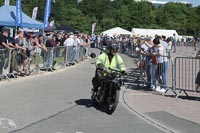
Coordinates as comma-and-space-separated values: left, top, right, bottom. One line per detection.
95, 52, 126, 71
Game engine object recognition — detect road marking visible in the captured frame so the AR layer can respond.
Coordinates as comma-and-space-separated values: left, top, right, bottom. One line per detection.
0, 118, 17, 129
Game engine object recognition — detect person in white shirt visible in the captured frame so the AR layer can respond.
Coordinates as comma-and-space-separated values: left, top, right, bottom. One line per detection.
152, 37, 166, 93
64, 33, 75, 65
156, 35, 169, 92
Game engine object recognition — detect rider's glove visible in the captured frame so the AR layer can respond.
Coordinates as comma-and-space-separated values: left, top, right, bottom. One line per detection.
121, 70, 127, 75
97, 63, 105, 70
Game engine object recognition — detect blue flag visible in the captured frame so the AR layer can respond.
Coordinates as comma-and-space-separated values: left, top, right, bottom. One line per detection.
44, 0, 52, 28
16, 0, 22, 27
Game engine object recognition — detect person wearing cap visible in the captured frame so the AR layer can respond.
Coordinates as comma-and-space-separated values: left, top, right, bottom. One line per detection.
92, 38, 126, 95
0, 29, 10, 76
0, 28, 16, 76
0, 29, 14, 49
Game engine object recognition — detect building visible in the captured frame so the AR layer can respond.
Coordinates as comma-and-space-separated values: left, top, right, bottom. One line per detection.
135, 0, 190, 7
77, 0, 190, 6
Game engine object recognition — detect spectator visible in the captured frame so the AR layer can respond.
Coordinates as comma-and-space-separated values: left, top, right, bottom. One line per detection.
138, 36, 148, 81
157, 35, 169, 91
144, 37, 154, 90
14, 30, 29, 76
85, 35, 91, 57
166, 37, 172, 55
152, 37, 166, 93
35, 34, 48, 69
46, 35, 58, 69
73, 34, 80, 63
172, 33, 177, 53
63, 33, 75, 65
193, 34, 198, 51
0, 29, 12, 76
195, 50, 200, 92
23, 32, 36, 61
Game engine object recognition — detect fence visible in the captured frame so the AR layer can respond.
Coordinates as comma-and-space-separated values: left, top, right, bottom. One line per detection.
134, 54, 174, 92
0, 45, 87, 81
173, 57, 200, 98
0, 49, 10, 80
134, 53, 200, 98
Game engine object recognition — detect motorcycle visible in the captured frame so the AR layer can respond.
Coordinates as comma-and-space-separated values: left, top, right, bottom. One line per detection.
91, 67, 126, 114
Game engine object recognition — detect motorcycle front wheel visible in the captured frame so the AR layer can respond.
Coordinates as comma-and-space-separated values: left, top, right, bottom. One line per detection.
106, 90, 120, 115
91, 87, 102, 106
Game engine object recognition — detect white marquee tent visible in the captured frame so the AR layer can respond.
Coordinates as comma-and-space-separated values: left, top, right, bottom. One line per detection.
102, 27, 133, 36
131, 28, 178, 37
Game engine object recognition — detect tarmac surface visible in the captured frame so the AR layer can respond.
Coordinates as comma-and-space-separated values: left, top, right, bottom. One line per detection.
121, 46, 200, 133
123, 87, 200, 133
0, 46, 200, 133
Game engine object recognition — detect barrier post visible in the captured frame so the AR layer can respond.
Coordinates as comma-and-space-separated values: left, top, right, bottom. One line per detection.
7, 49, 17, 80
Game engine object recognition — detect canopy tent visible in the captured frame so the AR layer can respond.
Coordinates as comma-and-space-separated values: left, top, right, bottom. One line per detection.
131, 28, 178, 38
0, 5, 43, 29
55, 26, 76, 33
102, 27, 133, 36
44, 25, 55, 32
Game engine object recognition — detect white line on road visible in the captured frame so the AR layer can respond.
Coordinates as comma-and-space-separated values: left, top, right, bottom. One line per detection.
0, 118, 17, 129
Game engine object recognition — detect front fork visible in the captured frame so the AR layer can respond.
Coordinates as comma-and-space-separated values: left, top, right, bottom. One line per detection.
108, 78, 121, 101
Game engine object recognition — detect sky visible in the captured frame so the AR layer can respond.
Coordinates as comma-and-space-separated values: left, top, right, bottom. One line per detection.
159, 0, 200, 7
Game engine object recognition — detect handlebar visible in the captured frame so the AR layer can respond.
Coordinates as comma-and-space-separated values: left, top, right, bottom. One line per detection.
108, 67, 121, 72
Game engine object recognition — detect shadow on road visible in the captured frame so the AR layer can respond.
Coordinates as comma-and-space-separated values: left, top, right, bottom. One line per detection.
75, 99, 111, 115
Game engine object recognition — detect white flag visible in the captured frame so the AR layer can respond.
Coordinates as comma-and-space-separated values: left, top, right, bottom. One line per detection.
49, 20, 55, 27
32, 7, 38, 20
4, 0, 10, 5
92, 23, 96, 35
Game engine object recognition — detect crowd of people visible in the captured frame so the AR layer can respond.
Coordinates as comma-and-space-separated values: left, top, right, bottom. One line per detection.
120, 34, 171, 93
0, 28, 200, 93
0, 28, 93, 78
92, 33, 199, 93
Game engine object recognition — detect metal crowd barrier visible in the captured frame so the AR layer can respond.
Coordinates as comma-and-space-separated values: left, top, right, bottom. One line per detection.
172, 41, 200, 54
54, 46, 66, 68
174, 57, 200, 98
0, 49, 10, 80
79, 45, 86, 60
134, 52, 200, 98
0, 45, 87, 82
134, 54, 174, 94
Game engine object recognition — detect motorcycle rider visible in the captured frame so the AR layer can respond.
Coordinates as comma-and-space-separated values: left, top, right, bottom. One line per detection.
92, 37, 126, 96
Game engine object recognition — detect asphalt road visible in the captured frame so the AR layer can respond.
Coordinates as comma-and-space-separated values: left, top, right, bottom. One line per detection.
0, 48, 165, 133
